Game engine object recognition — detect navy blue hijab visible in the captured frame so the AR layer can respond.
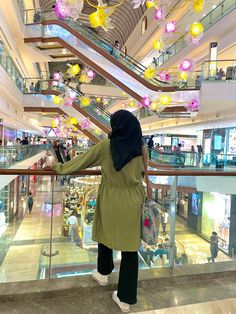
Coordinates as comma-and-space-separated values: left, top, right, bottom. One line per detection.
109, 110, 143, 171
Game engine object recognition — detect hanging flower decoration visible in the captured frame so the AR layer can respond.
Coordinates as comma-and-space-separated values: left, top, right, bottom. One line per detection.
80, 96, 90, 107
51, 117, 59, 128
179, 71, 189, 81
185, 22, 204, 45
187, 99, 200, 111
67, 64, 81, 77
63, 95, 74, 106
87, 69, 95, 79
94, 128, 102, 135
165, 21, 176, 34
146, 0, 155, 8
87, 0, 125, 31
159, 94, 171, 105
144, 67, 156, 80
189, 22, 204, 38
153, 40, 163, 51
129, 101, 136, 107
159, 71, 171, 82
53, 95, 63, 105
141, 96, 151, 108
53, 71, 63, 82
70, 117, 78, 125
81, 118, 91, 130
154, 8, 164, 20
193, 0, 205, 13
179, 59, 193, 72
54, 0, 84, 20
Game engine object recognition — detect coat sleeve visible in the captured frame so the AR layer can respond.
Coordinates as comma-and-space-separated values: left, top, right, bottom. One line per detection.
53, 140, 107, 175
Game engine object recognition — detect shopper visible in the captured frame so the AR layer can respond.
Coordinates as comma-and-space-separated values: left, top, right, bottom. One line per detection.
21, 137, 29, 145
112, 40, 120, 59
51, 110, 146, 312
207, 231, 219, 262
190, 145, 195, 166
66, 212, 79, 244
161, 209, 169, 235
197, 144, 203, 166
30, 82, 35, 93
147, 135, 154, 159
27, 192, 34, 214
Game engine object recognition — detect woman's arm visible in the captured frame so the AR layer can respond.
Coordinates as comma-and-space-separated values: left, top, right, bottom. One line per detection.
53, 140, 107, 175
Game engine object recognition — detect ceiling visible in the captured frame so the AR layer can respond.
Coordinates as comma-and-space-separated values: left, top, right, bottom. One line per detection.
39, 0, 146, 46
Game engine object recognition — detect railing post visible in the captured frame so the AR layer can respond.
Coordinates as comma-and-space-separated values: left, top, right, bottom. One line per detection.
169, 175, 178, 267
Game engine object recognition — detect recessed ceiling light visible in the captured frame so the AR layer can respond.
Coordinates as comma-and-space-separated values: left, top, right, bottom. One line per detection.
212, 5, 217, 8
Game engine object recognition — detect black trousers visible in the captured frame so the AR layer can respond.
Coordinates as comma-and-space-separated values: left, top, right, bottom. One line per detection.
97, 243, 138, 304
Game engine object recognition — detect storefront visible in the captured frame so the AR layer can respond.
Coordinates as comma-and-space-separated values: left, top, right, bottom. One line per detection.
201, 192, 230, 253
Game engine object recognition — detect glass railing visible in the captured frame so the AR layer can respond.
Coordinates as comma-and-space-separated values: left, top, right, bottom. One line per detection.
0, 168, 235, 284
202, 59, 236, 81
155, 0, 236, 67
148, 147, 236, 169
0, 144, 50, 168
23, 9, 199, 90
0, 40, 24, 92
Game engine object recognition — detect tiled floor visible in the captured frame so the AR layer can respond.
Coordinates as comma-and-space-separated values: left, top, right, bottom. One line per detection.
135, 298, 236, 313
0, 177, 232, 283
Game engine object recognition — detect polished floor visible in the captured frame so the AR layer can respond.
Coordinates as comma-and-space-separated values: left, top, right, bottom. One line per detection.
136, 299, 236, 313
0, 178, 232, 283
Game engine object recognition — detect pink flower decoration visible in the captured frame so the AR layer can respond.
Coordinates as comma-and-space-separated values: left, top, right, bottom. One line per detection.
69, 91, 77, 100
159, 71, 171, 82
165, 21, 176, 33
154, 8, 164, 20
87, 69, 95, 79
54, 1, 70, 19
63, 96, 73, 107
141, 97, 151, 108
144, 218, 150, 227
187, 99, 199, 111
81, 118, 91, 130
53, 72, 60, 81
179, 59, 192, 72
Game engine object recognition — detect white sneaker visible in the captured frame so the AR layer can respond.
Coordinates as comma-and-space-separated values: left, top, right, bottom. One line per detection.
112, 291, 130, 313
91, 269, 108, 286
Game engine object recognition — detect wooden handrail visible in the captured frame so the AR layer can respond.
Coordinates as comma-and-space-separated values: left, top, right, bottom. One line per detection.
0, 169, 236, 176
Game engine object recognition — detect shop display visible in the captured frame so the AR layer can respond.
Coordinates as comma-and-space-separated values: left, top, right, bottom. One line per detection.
202, 192, 231, 252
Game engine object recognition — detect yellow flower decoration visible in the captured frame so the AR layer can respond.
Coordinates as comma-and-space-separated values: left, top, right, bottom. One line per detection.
159, 94, 171, 105
51, 120, 58, 128
150, 102, 158, 111
146, 0, 155, 9
70, 117, 78, 125
79, 74, 90, 83
94, 128, 102, 135
144, 67, 156, 80
189, 22, 204, 38
72, 126, 78, 132
179, 71, 188, 81
80, 96, 90, 107
193, 0, 205, 13
68, 64, 80, 77
53, 95, 63, 105
153, 40, 163, 50
89, 7, 114, 31
129, 101, 136, 107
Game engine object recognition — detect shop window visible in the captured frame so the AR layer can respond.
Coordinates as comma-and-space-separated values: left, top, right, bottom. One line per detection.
141, 16, 147, 34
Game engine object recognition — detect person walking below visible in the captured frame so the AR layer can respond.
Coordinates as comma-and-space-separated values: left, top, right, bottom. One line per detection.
147, 135, 154, 159
161, 209, 169, 235
28, 192, 34, 214
66, 212, 79, 244
207, 231, 219, 262
51, 110, 146, 312
190, 145, 196, 166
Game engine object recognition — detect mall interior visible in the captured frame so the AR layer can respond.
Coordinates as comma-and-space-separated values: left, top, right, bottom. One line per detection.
0, 0, 236, 313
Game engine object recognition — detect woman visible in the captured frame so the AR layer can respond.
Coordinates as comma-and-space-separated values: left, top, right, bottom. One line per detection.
190, 145, 195, 166
52, 110, 145, 312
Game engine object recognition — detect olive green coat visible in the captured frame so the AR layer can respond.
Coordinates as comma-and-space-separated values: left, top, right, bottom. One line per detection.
53, 139, 145, 251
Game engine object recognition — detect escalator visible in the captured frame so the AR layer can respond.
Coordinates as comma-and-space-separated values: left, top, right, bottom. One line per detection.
23, 10, 199, 108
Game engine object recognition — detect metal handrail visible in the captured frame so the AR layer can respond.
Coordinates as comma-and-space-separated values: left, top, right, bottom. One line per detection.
0, 169, 236, 176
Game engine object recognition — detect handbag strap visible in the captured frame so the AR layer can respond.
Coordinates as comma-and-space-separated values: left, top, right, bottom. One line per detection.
142, 145, 152, 200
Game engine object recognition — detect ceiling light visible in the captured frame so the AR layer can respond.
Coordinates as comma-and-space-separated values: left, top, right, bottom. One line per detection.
212, 5, 216, 8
